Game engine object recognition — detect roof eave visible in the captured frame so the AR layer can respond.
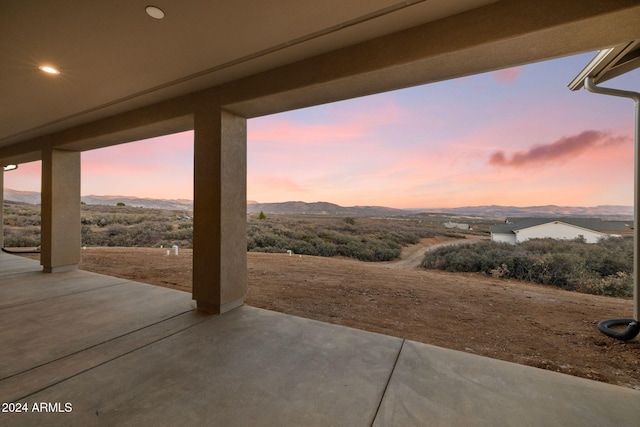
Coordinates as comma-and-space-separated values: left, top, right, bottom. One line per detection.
568, 40, 640, 91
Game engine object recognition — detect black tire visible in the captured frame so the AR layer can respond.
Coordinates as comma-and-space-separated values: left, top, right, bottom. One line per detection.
597, 318, 640, 341
1, 247, 41, 254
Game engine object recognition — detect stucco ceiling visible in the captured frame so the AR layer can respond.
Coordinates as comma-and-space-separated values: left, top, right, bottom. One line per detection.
0, 0, 498, 148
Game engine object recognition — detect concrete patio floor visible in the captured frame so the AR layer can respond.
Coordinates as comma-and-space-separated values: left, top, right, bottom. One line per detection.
1, 252, 640, 426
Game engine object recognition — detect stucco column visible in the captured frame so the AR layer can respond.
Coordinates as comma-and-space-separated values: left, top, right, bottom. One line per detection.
193, 106, 247, 314
0, 169, 4, 249
41, 148, 81, 272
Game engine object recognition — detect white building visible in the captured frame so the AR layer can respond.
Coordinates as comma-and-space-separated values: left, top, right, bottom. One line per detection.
490, 218, 632, 244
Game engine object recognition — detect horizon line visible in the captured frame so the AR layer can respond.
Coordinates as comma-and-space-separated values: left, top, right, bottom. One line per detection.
3, 187, 634, 211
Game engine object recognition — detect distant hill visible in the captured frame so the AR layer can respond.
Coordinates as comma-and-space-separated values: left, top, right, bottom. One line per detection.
3, 188, 40, 204
247, 201, 405, 216
3, 188, 193, 211
81, 195, 193, 211
250, 202, 633, 220
3, 188, 633, 219
422, 204, 633, 220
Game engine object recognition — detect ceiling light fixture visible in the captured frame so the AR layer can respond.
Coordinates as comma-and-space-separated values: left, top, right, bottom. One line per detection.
39, 65, 60, 75
3, 164, 18, 172
145, 6, 165, 19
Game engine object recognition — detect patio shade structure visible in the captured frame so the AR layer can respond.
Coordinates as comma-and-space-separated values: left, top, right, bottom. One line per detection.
569, 40, 640, 340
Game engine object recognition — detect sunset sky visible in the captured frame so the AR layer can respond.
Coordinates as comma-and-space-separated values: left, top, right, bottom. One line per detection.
4, 52, 639, 209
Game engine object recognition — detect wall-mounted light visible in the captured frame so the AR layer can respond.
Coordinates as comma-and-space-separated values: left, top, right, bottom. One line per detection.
39, 65, 60, 75
3, 164, 18, 172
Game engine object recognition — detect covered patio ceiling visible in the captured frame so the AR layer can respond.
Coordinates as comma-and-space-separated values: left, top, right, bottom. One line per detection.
1, 0, 498, 149
2, 0, 640, 163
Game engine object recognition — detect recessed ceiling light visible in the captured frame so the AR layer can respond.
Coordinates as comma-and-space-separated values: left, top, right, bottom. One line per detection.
146, 6, 165, 19
39, 65, 60, 75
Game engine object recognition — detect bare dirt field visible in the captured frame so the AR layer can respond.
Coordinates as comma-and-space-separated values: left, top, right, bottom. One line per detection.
64, 239, 640, 390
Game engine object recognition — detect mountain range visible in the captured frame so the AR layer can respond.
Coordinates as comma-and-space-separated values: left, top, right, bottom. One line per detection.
4, 188, 193, 211
420, 204, 634, 219
3, 188, 633, 219
247, 201, 405, 217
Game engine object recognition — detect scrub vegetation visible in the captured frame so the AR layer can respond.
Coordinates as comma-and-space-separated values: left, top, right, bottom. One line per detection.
246, 215, 462, 261
4, 201, 634, 297
3, 202, 193, 249
2, 202, 41, 247
3, 202, 467, 262
421, 237, 634, 297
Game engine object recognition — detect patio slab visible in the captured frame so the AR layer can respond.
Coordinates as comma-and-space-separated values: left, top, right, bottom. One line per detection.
374, 340, 640, 426
2, 306, 403, 427
2, 252, 640, 426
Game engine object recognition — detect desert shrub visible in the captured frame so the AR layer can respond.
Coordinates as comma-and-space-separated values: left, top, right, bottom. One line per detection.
339, 240, 362, 260
252, 232, 289, 249
536, 252, 585, 290
423, 242, 492, 271
164, 228, 193, 242
4, 202, 195, 249
434, 258, 448, 270
290, 240, 316, 255
3, 209, 40, 227
507, 256, 537, 281
310, 237, 337, 257
107, 224, 127, 237
246, 215, 449, 262
81, 216, 94, 225
246, 236, 257, 251
3, 226, 40, 247
577, 272, 633, 297
318, 230, 350, 245
366, 239, 401, 261
421, 237, 632, 297
104, 224, 133, 246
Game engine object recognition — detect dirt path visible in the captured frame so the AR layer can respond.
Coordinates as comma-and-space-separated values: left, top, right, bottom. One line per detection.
382, 235, 486, 269
48, 247, 640, 390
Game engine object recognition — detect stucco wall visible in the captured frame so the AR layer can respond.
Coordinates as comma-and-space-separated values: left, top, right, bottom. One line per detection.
515, 222, 606, 244
491, 232, 517, 244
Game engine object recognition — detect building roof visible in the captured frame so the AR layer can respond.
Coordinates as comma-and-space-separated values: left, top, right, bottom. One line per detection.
490, 217, 633, 235
568, 39, 640, 91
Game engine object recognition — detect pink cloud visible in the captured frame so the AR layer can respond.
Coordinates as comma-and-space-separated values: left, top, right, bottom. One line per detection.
488, 130, 628, 168
248, 174, 306, 199
248, 102, 404, 146
249, 119, 365, 145
83, 132, 192, 172
493, 66, 523, 83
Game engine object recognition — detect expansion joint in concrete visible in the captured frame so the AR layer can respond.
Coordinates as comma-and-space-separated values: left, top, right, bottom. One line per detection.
370, 338, 405, 426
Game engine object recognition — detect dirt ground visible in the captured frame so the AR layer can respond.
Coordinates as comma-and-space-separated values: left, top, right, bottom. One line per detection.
63, 239, 640, 390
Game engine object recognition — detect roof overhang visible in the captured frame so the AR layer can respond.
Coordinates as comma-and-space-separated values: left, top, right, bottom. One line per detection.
3, 0, 640, 162
568, 39, 640, 91
0, 0, 500, 149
